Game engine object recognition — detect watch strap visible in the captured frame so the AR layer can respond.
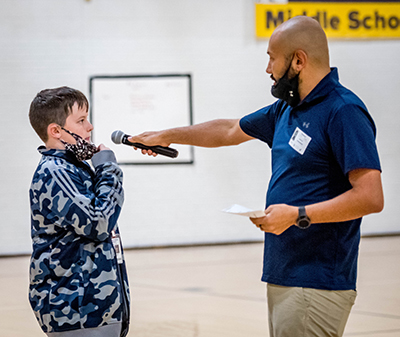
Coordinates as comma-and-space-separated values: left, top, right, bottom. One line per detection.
298, 206, 307, 218
296, 206, 311, 229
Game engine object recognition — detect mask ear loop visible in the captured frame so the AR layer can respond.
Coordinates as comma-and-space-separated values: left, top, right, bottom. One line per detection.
273, 53, 296, 92
59, 127, 80, 150
282, 56, 294, 80
61, 127, 79, 138
282, 53, 299, 82
287, 54, 301, 101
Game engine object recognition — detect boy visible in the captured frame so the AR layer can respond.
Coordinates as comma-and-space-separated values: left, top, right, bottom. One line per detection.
28, 86, 130, 337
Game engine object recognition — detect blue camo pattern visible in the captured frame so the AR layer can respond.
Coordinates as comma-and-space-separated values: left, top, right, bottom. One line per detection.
29, 147, 130, 333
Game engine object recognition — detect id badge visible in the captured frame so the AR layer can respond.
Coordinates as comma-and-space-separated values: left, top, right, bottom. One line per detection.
111, 230, 123, 264
289, 127, 312, 155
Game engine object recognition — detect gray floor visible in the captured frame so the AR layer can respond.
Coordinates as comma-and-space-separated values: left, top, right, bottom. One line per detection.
1, 236, 399, 337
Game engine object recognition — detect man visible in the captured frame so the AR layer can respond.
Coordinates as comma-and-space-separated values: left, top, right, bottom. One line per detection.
128, 16, 383, 337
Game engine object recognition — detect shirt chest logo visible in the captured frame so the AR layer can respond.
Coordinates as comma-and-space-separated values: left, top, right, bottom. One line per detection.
289, 127, 312, 155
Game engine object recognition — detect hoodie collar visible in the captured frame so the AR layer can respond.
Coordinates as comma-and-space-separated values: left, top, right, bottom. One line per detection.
38, 146, 88, 167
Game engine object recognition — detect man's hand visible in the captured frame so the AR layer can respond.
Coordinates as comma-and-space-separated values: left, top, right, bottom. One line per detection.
128, 131, 170, 147
128, 131, 168, 157
250, 204, 298, 235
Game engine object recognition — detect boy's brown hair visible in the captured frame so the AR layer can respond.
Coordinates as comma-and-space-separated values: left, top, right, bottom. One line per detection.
29, 86, 88, 142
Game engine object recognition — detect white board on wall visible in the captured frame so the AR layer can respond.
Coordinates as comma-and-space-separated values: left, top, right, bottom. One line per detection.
89, 74, 194, 165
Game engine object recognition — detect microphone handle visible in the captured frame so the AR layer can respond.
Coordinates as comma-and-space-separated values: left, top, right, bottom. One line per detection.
123, 136, 178, 158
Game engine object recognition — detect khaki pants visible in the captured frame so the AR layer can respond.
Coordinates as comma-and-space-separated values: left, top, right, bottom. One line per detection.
267, 284, 357, 337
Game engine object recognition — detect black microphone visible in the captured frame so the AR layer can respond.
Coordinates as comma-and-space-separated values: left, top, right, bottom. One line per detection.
111, 130, 179, 158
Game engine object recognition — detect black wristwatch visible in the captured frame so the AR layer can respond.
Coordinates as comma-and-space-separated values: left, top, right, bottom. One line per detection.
296, 206, 311, 229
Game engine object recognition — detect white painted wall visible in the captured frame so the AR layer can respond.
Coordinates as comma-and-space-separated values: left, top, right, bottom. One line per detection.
1, 0, 398, 255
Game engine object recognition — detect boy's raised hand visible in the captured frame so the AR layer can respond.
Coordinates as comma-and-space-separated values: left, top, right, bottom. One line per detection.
98, 144, 111, 151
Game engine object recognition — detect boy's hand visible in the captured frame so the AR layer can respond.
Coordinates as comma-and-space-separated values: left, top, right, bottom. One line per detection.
98, 143, 111, 151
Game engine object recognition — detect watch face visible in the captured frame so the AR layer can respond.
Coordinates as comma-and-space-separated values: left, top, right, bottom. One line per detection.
298, 218, 310, 229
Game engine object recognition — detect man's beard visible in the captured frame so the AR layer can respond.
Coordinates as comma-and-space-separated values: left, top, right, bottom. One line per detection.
271, 64, 300, 107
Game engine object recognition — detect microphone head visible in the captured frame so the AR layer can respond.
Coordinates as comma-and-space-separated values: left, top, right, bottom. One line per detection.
111, 130, 124, 144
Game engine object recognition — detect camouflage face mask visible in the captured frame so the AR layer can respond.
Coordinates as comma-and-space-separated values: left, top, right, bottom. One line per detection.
60, 127, 99, 161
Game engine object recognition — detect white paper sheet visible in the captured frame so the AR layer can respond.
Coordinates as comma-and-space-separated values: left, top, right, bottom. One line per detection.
222, 204, 265, 218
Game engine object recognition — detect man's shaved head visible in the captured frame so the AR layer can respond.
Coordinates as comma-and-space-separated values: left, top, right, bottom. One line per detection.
270, 16, 330, 68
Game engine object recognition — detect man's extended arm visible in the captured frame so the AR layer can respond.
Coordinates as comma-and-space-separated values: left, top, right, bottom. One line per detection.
128, 119, 254, 151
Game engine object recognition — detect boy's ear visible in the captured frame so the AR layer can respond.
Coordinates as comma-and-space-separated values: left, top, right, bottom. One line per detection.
47, 123, 62, 140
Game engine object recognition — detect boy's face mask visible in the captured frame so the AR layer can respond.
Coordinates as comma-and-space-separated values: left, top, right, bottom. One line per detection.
60, 127, 99, 161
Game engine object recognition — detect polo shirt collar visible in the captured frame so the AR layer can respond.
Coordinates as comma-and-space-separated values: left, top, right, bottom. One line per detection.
297, 67, 339, 108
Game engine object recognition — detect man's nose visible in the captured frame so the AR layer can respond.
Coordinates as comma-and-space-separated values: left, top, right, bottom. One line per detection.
266, 62, 272, 74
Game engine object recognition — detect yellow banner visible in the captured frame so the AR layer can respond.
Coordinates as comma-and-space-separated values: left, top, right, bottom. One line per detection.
255, 2, 400, 39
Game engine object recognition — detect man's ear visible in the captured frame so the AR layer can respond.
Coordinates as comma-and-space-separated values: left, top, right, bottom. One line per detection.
47, 123, 62, 140
293, 49, 307, 71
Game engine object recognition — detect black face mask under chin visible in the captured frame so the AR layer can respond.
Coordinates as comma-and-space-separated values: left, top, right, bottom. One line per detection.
271, 62, 300, 107
60, 128, 99, 162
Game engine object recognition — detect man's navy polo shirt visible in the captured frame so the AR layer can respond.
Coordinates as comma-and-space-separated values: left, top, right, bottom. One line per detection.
240, 68, 381, 290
